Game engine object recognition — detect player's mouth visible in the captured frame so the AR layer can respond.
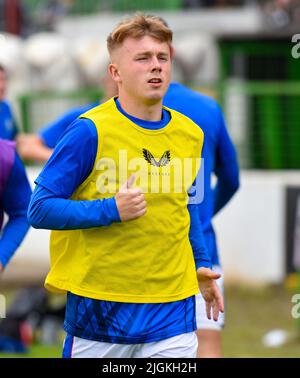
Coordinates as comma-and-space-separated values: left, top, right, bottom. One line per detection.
148, 78, 163, 87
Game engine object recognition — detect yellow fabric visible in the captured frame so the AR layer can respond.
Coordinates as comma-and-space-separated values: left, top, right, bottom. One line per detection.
45, 98, 204, 303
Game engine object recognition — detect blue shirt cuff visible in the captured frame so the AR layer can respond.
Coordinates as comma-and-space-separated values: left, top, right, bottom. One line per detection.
195, 259, 212, 270
103, 197, 121, 223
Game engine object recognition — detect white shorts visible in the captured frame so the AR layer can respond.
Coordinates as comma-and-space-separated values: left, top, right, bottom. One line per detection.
63, 332, 197, 358
196, 265, 225, 331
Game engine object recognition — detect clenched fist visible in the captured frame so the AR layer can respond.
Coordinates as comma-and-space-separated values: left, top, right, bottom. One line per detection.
115, 174, 147, 222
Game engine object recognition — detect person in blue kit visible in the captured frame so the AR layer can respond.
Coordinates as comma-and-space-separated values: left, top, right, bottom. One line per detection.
19, 80, 239, 358
0, 138, 32, 352
18, 48, 238, 359
0, 65, 19, 140
28, 13, 224, 358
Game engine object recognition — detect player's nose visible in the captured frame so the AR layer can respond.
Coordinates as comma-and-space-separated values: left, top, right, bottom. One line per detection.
150, 56, 162, 72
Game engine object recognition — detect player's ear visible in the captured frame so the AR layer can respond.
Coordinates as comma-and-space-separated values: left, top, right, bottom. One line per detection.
108, 63, 121, 84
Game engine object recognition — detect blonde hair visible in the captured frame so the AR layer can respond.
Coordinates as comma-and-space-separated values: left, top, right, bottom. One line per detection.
107, 13, 173, 55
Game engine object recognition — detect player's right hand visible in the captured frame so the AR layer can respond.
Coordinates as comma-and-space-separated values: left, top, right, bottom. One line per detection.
115, 174, 147, 222
197, 267, 224, 322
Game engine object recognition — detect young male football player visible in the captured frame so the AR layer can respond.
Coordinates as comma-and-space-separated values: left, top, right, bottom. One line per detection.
28, 13, 223, 358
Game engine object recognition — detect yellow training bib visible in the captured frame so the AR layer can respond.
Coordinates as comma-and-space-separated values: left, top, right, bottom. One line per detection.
45, 98, 204, 303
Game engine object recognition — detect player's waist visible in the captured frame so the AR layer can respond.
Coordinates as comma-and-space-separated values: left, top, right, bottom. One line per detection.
64, 293, 196, 344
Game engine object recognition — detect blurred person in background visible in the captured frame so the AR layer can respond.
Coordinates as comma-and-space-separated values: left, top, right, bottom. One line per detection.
0, 65, 19, 140
0, 138, 32, 352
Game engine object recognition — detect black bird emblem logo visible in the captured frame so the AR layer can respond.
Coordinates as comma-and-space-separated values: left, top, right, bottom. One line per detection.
142, 148, 171, 167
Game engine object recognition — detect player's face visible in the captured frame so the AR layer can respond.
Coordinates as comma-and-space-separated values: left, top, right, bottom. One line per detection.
111, 35, 172, 104
0, 70, 6, 100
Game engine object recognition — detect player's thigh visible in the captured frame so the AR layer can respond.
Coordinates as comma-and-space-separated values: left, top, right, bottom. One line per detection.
196, 265, 225, 331
138, 332, 198, 358
62, 334, 136, 358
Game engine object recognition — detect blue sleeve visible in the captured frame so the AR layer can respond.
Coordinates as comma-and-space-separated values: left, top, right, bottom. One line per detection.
35, 118, 97, 197
188, 171, 211, 270
188, 203, 211, 270
213, 105, 240, 215
0, 154, 32, 268
29, 185, 120, 230
39, 108, 87, 148
28, 118, 121, 230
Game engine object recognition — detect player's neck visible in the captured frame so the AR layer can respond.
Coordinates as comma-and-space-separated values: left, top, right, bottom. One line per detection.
117, 94, 163, 121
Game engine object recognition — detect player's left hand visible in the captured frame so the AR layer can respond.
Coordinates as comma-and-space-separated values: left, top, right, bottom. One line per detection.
196, 267, 224, 322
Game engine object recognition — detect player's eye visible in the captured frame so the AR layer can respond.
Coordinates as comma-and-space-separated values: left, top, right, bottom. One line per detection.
159, 56, 168, 61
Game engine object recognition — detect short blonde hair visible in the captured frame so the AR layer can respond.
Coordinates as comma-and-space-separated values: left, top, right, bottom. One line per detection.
107, 13, 173, 56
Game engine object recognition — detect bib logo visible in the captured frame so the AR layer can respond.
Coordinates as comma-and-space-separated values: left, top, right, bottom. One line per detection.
95, 149, 204, 204
142, 149, 171, 167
